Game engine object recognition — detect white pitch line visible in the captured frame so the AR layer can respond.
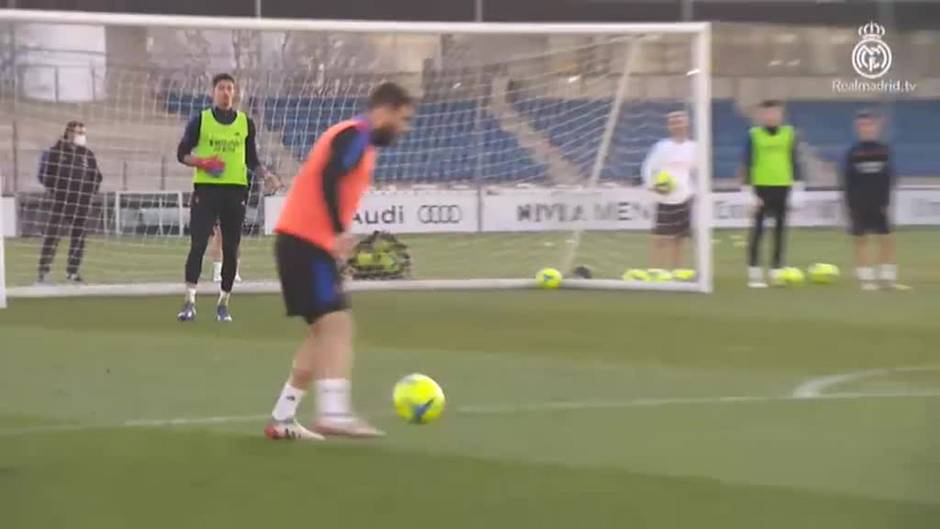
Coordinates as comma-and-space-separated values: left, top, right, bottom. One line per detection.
122, 414, 268, 428
3, 390, 940, 438
791, 366, 940, 399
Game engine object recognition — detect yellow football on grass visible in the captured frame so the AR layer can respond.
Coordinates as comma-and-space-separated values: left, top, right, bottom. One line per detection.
536, 268, 563, 289
808, 263, 840, 284
393, 374, 446, 424
648, 268, 674, 282
623, 269, 651, 282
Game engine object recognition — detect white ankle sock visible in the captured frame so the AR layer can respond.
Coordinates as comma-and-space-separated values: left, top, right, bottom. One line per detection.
880, 264, 897, 282
748, 266, 764, 282
856, 267, 875, 282
271, 383, 306, 421
185, 287, 196, 303
218, 291, 231, 306
316, 378, 351, 418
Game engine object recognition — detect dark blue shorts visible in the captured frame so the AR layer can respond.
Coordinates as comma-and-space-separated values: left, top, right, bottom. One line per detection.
849, 206, 891, 236
275, 233, 348, 323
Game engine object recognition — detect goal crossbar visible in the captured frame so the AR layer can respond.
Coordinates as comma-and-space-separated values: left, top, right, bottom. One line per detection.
0, 8, 709, 35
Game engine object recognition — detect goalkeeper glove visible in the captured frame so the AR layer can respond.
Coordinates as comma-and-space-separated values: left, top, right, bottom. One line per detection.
192, 156, 226, 177
790, 181, 806, 210
743, 185, 762, 209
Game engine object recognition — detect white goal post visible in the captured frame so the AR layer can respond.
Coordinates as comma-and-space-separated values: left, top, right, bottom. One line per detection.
0, 9, 713, 301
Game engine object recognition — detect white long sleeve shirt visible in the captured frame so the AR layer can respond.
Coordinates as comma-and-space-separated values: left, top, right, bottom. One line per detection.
641, 138, 697, 204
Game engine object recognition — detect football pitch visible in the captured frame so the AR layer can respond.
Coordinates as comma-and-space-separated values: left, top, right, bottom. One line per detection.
1, 228, 939, 528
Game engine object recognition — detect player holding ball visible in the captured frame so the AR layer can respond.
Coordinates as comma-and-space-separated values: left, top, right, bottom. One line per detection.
641, 110, 697, 272
175, 73, 279, 322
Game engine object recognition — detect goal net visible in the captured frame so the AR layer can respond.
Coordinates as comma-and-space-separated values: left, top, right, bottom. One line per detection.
0, 10, 712, 301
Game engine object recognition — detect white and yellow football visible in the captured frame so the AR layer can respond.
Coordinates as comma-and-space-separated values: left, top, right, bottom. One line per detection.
393, 373, 446, 425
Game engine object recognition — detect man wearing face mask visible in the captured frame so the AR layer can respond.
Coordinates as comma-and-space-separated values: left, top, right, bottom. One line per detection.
265, 82, 414, 440
37, 120, 102, 284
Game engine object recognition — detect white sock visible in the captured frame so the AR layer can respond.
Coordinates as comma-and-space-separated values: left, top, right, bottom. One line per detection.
748, 266, 764, 282
213, 261, 222, 277
218, 290, 231, 306
856, 267, 875, 282
271, 383, 306, 421
185, 287, 196, 304
316, 378, 351, 419
880, 264, 897, 283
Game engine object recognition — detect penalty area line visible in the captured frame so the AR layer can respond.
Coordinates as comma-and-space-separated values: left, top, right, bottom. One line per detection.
2, 390, 940, 438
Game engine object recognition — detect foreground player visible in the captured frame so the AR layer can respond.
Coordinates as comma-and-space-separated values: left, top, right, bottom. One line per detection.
844, 110, 903, 290
265, 82, 414, 440
743, 100, 804, 288
641, 110, 697, 270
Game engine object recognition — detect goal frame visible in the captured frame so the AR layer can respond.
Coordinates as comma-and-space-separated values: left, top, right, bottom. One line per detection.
0, 9, 712, 301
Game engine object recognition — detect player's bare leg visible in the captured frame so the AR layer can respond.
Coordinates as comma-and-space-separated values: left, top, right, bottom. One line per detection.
210, 225, 223, 282
876, 234, 905, 289
211, 225, 242, 283
669, 236, 685, 270
309, 312, 383, 437
265, 332, 324, 441
854, 235, 877, 290
267, 311, 382, 439
650, 235, 668, 269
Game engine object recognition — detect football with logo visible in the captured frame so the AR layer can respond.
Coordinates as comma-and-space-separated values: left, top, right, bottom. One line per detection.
393, 373, 446, 424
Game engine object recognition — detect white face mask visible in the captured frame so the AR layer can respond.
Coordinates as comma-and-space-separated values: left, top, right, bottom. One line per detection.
73, 134, 87, 147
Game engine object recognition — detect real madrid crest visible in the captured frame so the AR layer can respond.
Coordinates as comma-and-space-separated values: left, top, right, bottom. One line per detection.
852, 22, 892, 80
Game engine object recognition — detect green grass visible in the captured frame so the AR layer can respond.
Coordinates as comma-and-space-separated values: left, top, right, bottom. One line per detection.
1, 228, 940, 528
6, 228, 940, 287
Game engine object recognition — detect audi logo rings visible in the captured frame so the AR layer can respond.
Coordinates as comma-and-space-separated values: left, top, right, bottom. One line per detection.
418, 205, 463, 224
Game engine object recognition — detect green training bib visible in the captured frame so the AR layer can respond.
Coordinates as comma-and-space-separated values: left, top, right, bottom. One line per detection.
749, 125, 795, 187
193, 109, 248, 186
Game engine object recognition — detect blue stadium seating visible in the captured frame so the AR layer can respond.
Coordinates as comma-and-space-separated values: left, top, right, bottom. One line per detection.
164, 91, 940, 183
256, 97, 546, 183
515, 97, 940, 180
515, 98, 740, 181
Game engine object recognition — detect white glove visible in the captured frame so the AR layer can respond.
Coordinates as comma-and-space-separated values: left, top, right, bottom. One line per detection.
743, 186, 762, 209
790, 181, 806, 210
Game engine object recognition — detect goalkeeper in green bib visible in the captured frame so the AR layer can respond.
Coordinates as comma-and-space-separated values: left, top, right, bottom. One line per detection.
743, 100, 804, 288
175, 73, 280, 322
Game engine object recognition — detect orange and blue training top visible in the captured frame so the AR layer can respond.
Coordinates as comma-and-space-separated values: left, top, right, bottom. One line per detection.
275, 117, 376, 253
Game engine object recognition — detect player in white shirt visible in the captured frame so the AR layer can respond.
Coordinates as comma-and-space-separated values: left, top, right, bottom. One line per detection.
640, 111, 697, 271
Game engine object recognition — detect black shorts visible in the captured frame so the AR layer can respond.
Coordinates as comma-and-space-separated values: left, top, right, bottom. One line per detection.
850, 206, 891, 236
654, 200, 692, 237
275, 233, 348, 324
755, 186, 790, 216
189, 184, 247, 242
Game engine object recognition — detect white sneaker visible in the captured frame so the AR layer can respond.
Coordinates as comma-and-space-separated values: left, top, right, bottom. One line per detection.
313, 415, 385, 438
769, 268, 785, 287
747, 266, 767, 288
264, 418, 324, 441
